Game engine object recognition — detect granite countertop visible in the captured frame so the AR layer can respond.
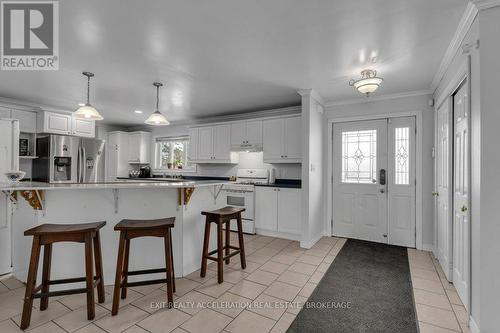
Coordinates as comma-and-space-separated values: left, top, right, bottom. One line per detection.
254, 179, 301, 189
0, 180, 232, 191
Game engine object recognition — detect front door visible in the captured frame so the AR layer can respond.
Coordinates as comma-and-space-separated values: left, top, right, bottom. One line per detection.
333, 117, 416, 246
453, 81, 470, 309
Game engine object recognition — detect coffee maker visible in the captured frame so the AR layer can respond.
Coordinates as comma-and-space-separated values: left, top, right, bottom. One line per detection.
139, 166, 151, 178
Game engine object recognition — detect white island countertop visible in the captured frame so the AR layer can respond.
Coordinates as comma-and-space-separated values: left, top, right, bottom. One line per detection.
0, 179, 232, 191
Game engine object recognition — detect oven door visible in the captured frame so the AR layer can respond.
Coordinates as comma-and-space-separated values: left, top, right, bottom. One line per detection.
218, 189, 254, 221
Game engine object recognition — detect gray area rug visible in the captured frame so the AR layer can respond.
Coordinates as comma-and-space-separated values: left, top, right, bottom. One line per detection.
287, 239, 418, 333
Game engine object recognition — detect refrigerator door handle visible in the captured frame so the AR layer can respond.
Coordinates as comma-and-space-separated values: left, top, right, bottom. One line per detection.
82, 147, 86, 183
77, 146, 82, 183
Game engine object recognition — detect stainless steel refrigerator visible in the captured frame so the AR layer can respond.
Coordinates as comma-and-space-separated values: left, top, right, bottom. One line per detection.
34, 135, 105, 183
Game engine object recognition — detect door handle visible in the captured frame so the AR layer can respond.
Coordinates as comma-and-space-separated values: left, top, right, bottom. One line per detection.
461, 205, 468, 212
379, 169, 386, 185
380, 189, 385, 193
432, 192, 439, 196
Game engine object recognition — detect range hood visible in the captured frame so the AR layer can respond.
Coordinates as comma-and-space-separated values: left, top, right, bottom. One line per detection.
230, 143, 263, 152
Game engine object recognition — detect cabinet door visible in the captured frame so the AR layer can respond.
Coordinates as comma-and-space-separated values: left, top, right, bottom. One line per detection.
188, 127, 198, 161
128, 133, 141, 162
44, 112, 71, 134
284, 117, 301, 159
213, 125, 231, 160
138, 132, 151, 163
263, 119, 284, 161
277, 188, 302, 234
11, 110, 37, 133
72, 117, 95, 137
230, 122, 246, 147
197, 127, 214, 160
255, 187, 278, 231
246, 120, 263, 145
107, 134, 118, 180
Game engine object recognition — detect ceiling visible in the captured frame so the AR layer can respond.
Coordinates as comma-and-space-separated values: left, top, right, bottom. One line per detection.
0, 0, 468, 125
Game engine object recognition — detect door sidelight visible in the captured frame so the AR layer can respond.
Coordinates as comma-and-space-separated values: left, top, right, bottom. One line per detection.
379, 169, 386, 185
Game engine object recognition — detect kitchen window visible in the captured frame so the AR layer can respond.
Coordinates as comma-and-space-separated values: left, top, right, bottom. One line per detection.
154, 136, 195, 171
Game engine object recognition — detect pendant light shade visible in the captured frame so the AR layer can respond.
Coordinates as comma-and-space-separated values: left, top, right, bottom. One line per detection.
349, 69, 383, 96
74, 72, 104, 120
145, 82, 170, 126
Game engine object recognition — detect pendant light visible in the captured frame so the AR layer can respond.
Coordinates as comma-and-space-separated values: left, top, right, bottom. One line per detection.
144, 82, 170, 126
74, 72, 104, 120
349, 69, 383, 96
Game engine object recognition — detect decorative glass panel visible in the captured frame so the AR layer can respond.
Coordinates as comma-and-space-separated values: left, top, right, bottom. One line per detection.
395, 127, 410, 185
341, 130, 377, 183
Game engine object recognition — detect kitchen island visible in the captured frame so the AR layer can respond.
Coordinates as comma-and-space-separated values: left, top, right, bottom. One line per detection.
0, 180, 231, 286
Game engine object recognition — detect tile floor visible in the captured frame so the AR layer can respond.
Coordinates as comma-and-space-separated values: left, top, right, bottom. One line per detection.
0, 234, 469, 333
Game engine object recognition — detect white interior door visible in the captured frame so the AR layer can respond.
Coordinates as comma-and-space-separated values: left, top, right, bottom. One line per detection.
388, 117, 416, 247
333, 120, 388, 243
453, 81, 469, 309
436, 98, 453, 280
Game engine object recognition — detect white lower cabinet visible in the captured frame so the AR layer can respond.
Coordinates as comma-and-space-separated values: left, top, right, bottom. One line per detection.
255, 187, 301, 239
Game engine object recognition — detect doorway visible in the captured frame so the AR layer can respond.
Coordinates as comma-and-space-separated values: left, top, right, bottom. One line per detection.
332, 116, 416, 247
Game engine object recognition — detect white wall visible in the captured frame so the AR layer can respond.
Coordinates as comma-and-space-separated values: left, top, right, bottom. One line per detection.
146, 123, 301, 179
324, 94, 435, 248
300, 91, 325, 248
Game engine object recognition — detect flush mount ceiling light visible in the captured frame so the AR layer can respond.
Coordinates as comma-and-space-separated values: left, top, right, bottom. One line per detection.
74, 72, 104, 120
144, 82, 170, 126
349, 69, 383, 96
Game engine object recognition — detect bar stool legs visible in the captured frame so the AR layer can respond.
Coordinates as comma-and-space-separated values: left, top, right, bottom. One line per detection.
112, 217, 176, 316
200, 207, 247, 284
21, 236, 41, 330
20, 222, 106, 330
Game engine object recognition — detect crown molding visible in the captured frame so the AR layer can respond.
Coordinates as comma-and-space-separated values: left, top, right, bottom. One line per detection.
324, 89, 432, 108
169, 105, 302, 127
297, 89, 325, 106
430, 2, 478, 92
473, 0, 500, 10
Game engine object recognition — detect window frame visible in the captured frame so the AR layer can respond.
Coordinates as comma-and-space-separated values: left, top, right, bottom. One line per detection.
153, 136, 197, 173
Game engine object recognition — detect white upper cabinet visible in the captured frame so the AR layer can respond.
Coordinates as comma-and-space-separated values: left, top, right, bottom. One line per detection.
283, 117, 302, 160
71, 117, 94, 137
213, 125, 231, 160
190, 125, 238, 163
263, 119, 283, 160
38, 111, 95, 137
246, 120, 263, 145
11, 110, 37, 133
128, 131, 151, 163
188, 127, 198, 161
230, 120, 262, 149
197, 127, 214, 160
39, 111, 72, 135
263, 116, 301, 163
0, 107, 10, 119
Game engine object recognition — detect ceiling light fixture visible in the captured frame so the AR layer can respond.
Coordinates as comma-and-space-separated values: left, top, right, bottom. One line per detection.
349, 69, 383, 96
74, 72, 104, 120
144, 82, 170, 126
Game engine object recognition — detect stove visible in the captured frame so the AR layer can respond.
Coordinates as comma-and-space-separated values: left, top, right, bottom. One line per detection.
217, 169, 269, 234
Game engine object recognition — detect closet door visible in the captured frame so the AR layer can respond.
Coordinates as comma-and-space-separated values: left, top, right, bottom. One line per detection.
436, 98, 453, 281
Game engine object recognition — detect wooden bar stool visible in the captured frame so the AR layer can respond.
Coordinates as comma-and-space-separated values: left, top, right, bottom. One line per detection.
112, 217, 176, 315
200, 207, 246, 284
21, 222, 106, 330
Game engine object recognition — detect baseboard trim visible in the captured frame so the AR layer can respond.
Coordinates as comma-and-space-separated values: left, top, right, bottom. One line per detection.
300, 232, 323, 249
255, 229, 300, 242
422, 243, 435, 253
469, 315, 480, 333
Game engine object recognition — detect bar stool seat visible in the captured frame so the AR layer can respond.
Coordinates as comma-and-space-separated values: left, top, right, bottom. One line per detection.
200, 206, 247, 284
112, 217, 176, 315
21, 222, 106, 330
